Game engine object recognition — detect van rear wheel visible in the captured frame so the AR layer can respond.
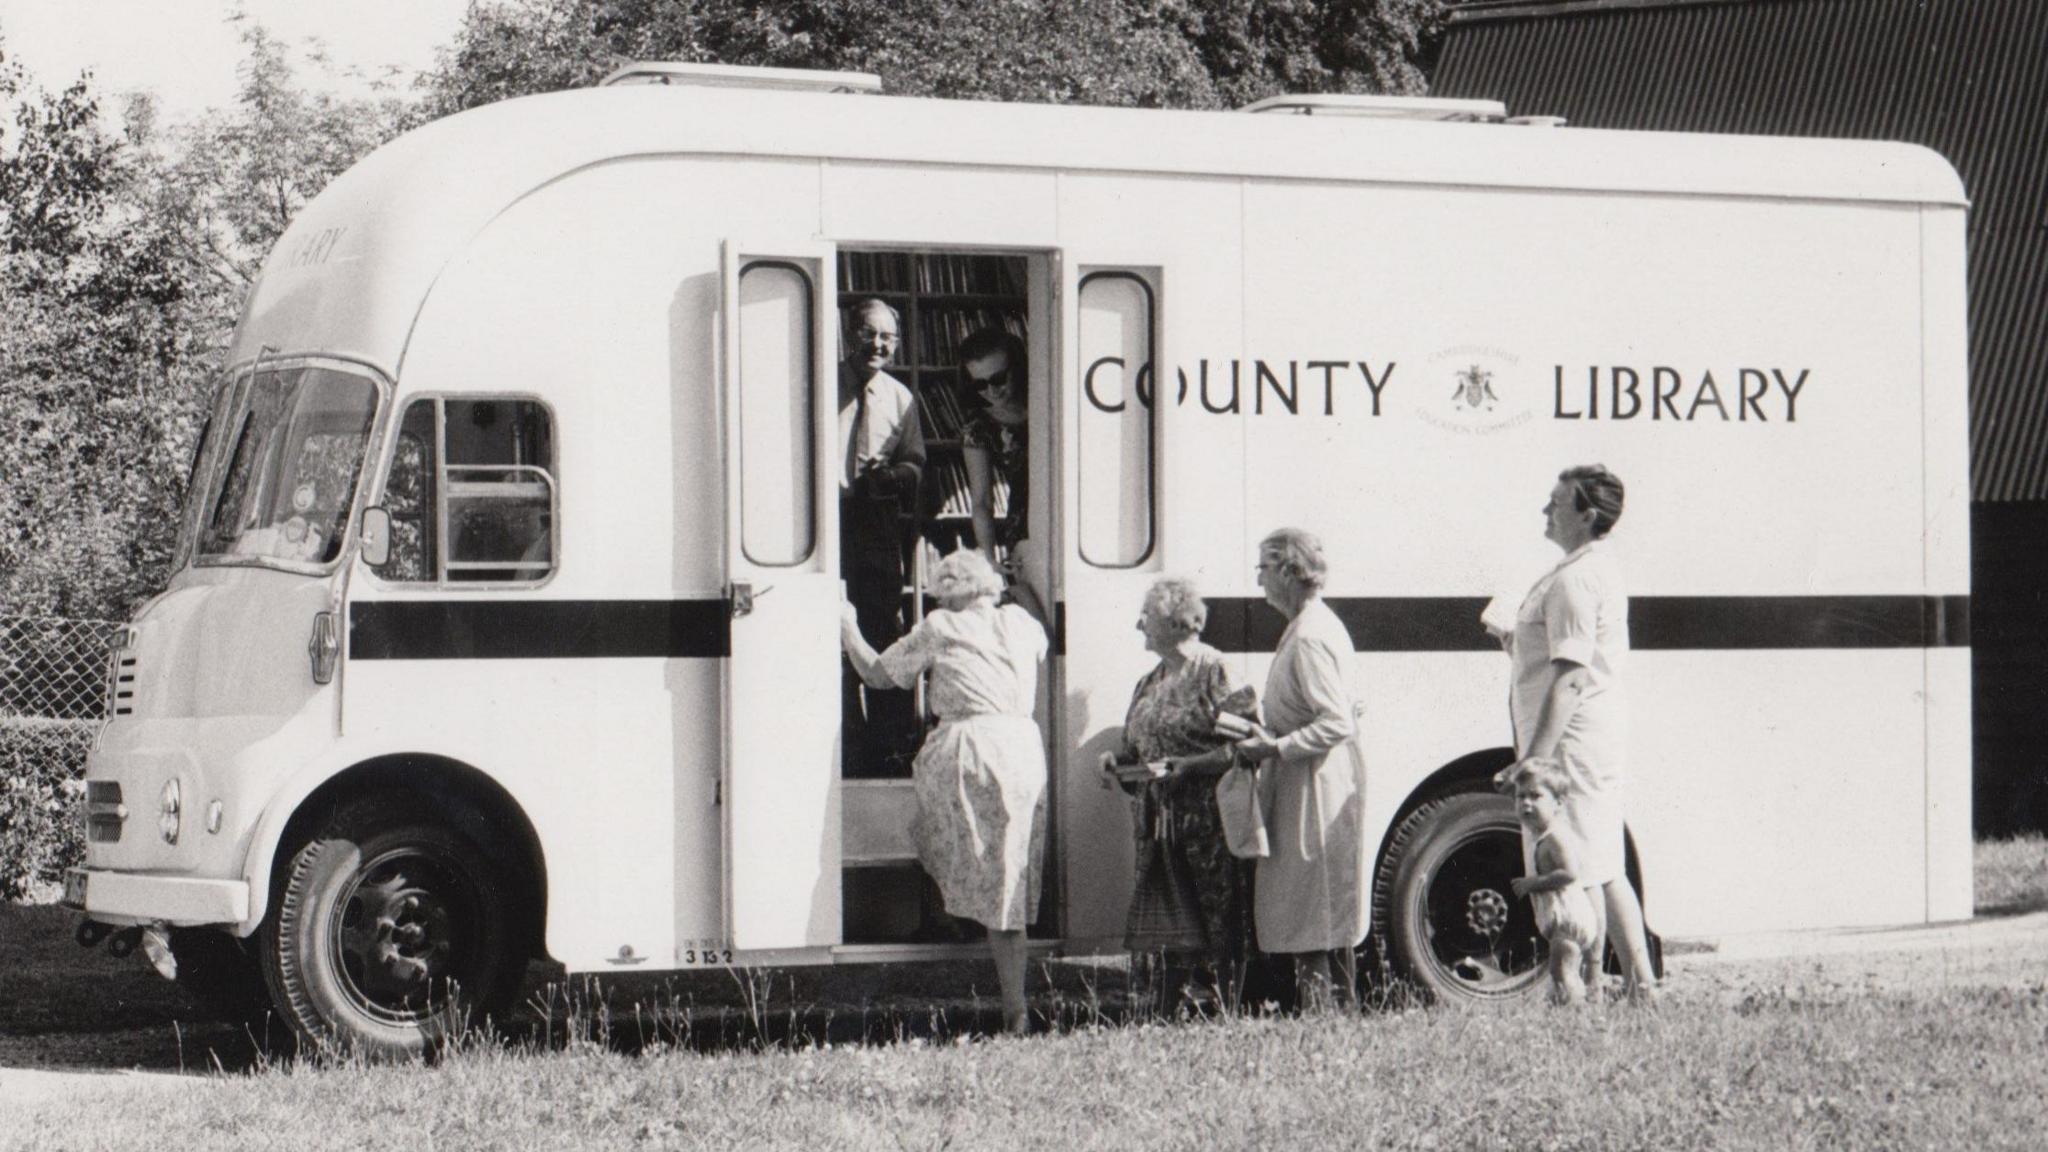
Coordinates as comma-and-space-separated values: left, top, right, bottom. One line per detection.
262, 800, 521, 1058
1379, 791, 1546, 1004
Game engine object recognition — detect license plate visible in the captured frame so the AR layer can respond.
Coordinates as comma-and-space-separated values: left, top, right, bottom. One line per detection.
62, 868, 88, 909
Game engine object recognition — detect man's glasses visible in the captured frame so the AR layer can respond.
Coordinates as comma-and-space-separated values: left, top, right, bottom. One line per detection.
854, 326, 899, 344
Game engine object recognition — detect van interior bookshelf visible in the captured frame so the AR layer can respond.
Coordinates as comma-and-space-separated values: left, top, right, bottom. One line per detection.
838, 249, 1026, 605
837, 250, 1030, 945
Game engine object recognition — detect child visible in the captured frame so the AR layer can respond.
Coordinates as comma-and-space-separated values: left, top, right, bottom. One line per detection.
1509, 759, 1608, 1005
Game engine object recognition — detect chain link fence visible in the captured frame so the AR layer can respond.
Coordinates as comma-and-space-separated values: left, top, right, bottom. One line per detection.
2, 616, 123, 721
1, 616, 121, 900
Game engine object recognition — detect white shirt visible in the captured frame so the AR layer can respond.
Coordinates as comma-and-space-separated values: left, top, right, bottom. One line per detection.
1507, 539, 1629, 787
839, 366, 916, 490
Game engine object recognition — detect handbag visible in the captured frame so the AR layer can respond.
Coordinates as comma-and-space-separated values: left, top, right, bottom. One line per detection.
1214, 758, 1269, 860
1122, 825, 1209, 954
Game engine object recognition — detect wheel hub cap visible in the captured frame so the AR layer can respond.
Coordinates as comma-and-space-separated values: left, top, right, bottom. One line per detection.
1466, 887, 1510, 937
340, 860, 457, 1013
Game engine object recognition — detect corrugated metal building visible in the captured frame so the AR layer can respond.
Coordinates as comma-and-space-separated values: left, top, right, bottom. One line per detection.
1433, 0, 2048, 833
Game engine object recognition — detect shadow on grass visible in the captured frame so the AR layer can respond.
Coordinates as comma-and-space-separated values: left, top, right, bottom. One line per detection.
2, 902, 1336, 1072
1973, 896, 2048, 919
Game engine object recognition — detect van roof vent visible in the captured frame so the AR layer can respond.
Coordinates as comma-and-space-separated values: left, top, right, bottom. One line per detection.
1239, 93, 1508, 122
599, 61, 883, 95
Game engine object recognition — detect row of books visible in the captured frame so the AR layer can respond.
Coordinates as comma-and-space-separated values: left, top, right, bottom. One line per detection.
837, 253, 1026, 296
916, 376, 976, 440
919, 308, 1026, 367
921, 455, 1010, 520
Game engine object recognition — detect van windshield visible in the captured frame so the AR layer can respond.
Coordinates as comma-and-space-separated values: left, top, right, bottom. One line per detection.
194, 365, 381, 569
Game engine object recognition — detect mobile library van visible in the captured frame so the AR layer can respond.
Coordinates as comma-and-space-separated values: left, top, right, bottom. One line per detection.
67, 63, 1971, 1055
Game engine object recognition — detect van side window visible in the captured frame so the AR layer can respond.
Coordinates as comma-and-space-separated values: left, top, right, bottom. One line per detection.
382, 400, 439, 581
1077, 270, 1157, 567
375, 397, 557, 584
736, 261, 816, 566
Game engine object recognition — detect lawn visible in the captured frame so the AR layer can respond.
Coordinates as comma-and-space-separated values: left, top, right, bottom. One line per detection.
3, 835, 2044, 1151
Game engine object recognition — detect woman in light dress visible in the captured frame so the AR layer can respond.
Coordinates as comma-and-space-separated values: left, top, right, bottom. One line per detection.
1233, 528, 1371, 1011
1497, 464, 1657, 1000
840, 549, 1049, 1033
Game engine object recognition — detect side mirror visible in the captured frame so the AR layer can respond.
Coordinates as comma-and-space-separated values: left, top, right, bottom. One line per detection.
360, 506, 391, 568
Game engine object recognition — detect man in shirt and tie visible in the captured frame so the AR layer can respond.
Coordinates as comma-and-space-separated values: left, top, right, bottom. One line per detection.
841, 298, 925, 777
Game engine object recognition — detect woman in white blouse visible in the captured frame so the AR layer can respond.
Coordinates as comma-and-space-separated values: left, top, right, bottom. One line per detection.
1499, 464, 1657, 1001
1234, 528, 1370, 1011
841, 549, 1049, 1033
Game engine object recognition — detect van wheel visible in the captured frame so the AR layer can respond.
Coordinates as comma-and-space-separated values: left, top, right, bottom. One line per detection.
262, 800, 521, 1059
1379, 791, 1545, 1004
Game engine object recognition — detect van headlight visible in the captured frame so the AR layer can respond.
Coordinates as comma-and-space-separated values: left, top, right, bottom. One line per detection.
158, 778, 181, 845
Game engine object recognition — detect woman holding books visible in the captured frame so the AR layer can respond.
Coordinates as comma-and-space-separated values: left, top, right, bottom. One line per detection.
1099, 576, 1257, 1007
1233, 527, 1370, 1012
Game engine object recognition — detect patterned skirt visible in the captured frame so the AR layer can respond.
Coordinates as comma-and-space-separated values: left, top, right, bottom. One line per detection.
911, 713, 1047, 931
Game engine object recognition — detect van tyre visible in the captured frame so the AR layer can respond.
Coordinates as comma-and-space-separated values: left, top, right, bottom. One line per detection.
262, 800, 521, 1059
1377, 791, 1546, 1004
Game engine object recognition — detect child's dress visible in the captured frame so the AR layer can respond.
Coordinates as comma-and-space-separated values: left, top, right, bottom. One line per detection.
1530, 829, 1602, 952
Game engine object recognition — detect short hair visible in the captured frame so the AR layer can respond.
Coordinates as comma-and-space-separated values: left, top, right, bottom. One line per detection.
1142, 576, 1208, 640
1512, 756, 1575, 800
958, 328, 1028, 393
1258, 527, 1328, 591
1560, 464, 1624, 539
928, 548, 1004, 602
849, 297, 901, 330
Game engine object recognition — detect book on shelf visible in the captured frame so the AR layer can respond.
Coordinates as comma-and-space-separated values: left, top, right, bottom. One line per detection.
920, 454, 1007, 521
917, 377, 972, 440
835, 253, 1020, 297
916, 307, 1028, 367
837, 252, 913, 294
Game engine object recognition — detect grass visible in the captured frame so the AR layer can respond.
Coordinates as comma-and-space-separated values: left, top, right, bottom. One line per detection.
1975, 832, 2048, 916
9, 983, 2048, 1150
3, 834, 2046, 1150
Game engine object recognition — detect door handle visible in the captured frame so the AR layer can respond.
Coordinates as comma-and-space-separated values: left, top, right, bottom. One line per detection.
729, 582, 774, 618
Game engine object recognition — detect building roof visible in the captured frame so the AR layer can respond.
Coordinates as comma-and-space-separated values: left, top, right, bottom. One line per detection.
1434, 0, 2048, 501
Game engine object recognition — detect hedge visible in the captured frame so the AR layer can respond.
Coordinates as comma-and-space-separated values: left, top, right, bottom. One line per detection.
0, 717, 91, 901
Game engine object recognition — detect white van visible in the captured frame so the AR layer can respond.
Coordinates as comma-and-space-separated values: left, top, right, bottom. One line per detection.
67, 64, 1972, 1055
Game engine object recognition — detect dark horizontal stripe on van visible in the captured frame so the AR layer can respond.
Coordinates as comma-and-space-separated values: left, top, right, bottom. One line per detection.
1198, 595, 1971, 654
350, 599, 730, 660
348, 594, 1968, 661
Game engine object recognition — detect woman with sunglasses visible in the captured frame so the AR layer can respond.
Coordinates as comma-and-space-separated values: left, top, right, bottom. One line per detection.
959, 328, 1044, 620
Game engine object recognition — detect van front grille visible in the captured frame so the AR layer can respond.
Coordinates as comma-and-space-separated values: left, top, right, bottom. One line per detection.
110, 653, 137, 716
86, 781, 125, 843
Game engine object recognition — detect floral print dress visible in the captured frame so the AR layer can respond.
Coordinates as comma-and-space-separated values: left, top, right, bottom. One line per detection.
1116, 643, 1251, 962
876, 602, 1049, 931
962, 407, 1028, 551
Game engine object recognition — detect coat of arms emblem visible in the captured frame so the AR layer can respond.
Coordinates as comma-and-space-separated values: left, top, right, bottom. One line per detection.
1453, 364, 1499, 411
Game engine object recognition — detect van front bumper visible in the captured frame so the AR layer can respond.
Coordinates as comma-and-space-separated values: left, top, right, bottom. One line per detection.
63, 868, 249, 927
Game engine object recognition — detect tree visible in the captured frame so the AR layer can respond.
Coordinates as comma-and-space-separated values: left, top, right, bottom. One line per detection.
151, 20, 410, 294
0, 38, 208, 620
1179, 0, 1443, 102
0, 25, 405, 622
418, 0, 1445, 117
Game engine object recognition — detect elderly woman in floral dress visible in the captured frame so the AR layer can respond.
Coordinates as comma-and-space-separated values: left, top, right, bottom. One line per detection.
1100, 576, 1254, 1006
841, 549, 1049, 1034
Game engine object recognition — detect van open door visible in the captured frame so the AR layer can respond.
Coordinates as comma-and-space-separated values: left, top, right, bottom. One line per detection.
1055, 266, 1168, 946
719, 243, 843, 951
